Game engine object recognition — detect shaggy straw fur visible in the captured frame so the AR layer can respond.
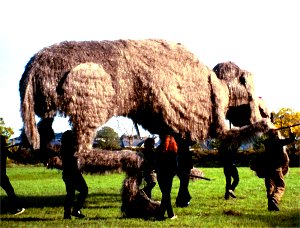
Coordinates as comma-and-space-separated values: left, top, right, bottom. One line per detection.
218, 118, 272, 149
190, 167, 205, 181
46, 148, 161, 218
19, 39, 270, 157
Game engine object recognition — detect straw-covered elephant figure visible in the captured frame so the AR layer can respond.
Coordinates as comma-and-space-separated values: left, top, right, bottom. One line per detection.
19, 39, 270, 156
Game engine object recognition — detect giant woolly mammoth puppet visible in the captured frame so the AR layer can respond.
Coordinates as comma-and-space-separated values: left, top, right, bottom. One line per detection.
19, 39, 271, 217
19, 39, 269, 154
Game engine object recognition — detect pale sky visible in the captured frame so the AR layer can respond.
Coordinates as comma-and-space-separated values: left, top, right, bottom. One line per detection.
0, 0, 299, 138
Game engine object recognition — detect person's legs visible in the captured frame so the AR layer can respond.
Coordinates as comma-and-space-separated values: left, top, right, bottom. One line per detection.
224, 166, 232, 199
272, 168, 285, 206
165, 177, 175, 218
231, 166, 239, 191
64, 180, 75, 219
226, 165, 239, 199
1, 174, 17, 199
176, 169, 191, 206
72, 175, 88, 218
157, 173, 175, 219
265, 172, 279, 211
1, 174, 25, 214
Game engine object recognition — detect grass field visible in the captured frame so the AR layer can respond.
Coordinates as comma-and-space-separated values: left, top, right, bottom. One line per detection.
0, 166, 299, 227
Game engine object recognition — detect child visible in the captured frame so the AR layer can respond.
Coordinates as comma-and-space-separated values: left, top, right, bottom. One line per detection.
141, 137, 157, 199
60, 130, 88, 219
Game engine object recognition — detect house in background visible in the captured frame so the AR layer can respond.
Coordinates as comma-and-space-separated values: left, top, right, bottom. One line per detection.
120, 134, 146, 148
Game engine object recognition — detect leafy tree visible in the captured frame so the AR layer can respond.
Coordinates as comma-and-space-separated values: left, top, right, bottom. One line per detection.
271, 108, 300, 138
94, 126, 121, 150
0, 117, 14, 139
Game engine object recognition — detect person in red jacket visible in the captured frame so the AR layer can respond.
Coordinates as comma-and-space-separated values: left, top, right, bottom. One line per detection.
156, 135, 178, 220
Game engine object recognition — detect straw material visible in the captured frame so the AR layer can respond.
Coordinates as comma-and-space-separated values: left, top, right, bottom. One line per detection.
46, 148, 161, 218
190, 167, 205, 181
219, 119, 272, 146
19, 39, 269, 156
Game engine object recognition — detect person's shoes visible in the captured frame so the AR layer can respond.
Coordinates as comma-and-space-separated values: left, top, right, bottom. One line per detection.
64, 211, 71, 219
12, 208, 25, 215
176, 201, 190, 207
72, 210, 85, 218
170, 214, 177, 220
268, 199, 280, 211
229, 189, 236, 198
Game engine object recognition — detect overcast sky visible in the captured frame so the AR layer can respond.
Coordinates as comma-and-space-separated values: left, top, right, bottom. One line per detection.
0, 0, 299, 137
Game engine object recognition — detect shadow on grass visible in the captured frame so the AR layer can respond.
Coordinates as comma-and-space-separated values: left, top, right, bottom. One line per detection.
224, 208, 300, 227
0, 192, 120, 214
0, 217, 51, 222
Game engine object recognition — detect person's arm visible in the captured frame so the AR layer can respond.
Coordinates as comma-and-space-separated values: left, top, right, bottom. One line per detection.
279, 130, 296, 146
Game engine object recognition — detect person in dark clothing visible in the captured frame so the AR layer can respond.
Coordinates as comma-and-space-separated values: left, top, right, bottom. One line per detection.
60, 130, 88, 219
263, 128, 295, 211
219, 139, 240, 200
0, 135, 25, 215
141, 137, 157, 199
156, 135, 178, 220
175, 137, 193, 207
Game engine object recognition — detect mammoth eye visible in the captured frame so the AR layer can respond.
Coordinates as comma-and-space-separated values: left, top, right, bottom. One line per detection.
239, 74, 246, 85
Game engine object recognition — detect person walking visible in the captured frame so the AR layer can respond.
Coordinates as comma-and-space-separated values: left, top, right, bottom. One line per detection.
141, 137, 157, 199
0, 135, 25, 215
156, 135, 178, 220
263, 128, 295, 211
60, 130, 88, 219
219, 138, 240, 200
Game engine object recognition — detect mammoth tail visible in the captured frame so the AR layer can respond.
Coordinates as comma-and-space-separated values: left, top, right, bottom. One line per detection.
19, 64, 40, 150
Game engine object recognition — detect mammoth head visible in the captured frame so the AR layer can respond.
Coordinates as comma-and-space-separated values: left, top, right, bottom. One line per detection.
213, 62, 269, 127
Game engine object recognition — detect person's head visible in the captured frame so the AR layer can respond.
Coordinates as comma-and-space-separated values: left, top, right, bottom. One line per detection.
60, 130, 75, 155
144, 138, 155, 150
267, 128, 279, 139
162, 135, 178, 154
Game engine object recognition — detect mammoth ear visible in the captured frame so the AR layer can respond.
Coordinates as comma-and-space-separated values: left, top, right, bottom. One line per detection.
239, 73, 246, 86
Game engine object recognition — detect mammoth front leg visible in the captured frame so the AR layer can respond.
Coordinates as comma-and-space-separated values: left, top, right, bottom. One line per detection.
72, 124, 98, 157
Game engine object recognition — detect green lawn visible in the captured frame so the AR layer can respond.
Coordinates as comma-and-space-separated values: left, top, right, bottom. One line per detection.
1, 166, 299, 227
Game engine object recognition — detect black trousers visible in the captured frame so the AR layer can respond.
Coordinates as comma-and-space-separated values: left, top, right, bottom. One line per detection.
1, 174, 16, 198
176, 168, 191, 205
63, 174, 88, 213
157, 171, 175, 218
224, 164, 239, 192
0, 173, 21, 209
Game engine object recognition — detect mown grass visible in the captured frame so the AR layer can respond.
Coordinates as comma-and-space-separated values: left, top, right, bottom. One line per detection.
0, 166, 299, 227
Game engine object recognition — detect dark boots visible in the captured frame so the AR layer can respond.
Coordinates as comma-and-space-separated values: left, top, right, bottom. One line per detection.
64, 209, 85, 219
268, 198, 279, 211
